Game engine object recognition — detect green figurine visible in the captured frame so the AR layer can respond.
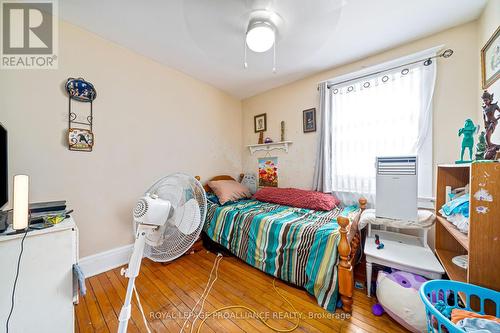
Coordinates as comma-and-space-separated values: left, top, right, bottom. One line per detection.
456, 119, 478, 164
475, 131, 487, 160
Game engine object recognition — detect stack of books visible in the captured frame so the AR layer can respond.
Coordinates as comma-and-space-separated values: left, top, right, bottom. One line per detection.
30, 200, 68, 220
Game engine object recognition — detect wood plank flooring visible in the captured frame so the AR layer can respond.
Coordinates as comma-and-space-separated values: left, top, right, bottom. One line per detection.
75, 249, 407, 332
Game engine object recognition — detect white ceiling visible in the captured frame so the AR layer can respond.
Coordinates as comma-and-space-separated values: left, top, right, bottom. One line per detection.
60, 0, 487, 99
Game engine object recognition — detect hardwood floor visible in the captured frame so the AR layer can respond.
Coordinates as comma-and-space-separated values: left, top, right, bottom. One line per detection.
75, 249, 407, 332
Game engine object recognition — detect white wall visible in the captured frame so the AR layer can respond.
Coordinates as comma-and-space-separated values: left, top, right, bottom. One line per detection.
0, 21, 242, 257
242, 21, 480, 191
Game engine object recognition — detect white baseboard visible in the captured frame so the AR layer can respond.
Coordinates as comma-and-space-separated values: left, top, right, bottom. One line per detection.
79, 244, 133, 278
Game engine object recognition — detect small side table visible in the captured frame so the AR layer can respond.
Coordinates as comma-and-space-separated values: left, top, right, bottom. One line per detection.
365, 230, 444, 297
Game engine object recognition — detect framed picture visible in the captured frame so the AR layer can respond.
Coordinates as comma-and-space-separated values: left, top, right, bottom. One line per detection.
303, 108, 316, 133
68, 128, 94, 152
254, 113, 267, 133
481, 25, 500, 89
258, 157, 278, 187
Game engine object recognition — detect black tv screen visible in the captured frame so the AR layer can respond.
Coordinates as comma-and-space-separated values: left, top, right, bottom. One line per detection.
0, 123, 6, 209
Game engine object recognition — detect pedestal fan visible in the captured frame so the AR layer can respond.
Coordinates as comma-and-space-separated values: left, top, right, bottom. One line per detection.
118, 173, 207, 333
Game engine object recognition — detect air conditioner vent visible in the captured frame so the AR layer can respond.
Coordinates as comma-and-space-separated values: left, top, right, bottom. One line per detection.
377, 157, 417, 176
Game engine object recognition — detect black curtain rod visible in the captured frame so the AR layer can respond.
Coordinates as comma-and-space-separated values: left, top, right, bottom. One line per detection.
325, 49, 453, 89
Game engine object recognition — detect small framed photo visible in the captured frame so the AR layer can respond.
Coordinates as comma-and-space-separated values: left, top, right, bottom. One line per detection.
68, 128, 94, 152
303, 108, 316, 133
481, 25, 500, 89
254, 113, 267, 133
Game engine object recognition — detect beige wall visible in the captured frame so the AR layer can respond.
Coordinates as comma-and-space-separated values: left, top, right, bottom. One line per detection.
478, 0, 500, 142
242, 21, 480, 191
0, 22, 242, 257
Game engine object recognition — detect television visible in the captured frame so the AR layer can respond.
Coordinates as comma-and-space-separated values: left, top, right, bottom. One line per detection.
0, 122, 7, 209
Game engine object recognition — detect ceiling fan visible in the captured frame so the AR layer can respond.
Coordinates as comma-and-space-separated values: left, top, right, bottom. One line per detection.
182, 0, 345, 73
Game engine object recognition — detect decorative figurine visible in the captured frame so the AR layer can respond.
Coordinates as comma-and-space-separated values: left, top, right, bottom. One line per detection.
280, 121, 285, 142
475, 131, 487, 160
264, 137, 273, 144
456, 119, 478, 164
481, 90, 500, 159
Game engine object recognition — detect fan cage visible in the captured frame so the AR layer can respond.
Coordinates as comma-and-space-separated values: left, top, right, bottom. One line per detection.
135, 173, 207, 262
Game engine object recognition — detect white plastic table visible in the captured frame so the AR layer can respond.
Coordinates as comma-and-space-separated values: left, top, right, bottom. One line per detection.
365, 230, 444, 297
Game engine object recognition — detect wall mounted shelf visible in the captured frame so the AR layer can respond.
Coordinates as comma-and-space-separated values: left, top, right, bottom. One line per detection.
246, 141, 292, 154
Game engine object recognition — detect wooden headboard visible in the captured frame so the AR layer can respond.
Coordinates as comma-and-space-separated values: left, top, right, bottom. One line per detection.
195, 174, 245, 193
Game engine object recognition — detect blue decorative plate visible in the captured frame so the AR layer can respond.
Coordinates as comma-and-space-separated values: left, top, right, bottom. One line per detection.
66, 78, 96, 102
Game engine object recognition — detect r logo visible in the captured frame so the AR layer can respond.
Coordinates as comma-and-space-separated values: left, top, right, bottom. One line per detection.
2, 2, 53, 54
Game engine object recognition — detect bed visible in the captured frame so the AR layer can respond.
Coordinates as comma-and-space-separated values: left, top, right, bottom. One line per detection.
196, 174, 367, 313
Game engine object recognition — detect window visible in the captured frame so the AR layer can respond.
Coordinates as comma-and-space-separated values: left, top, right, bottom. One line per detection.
316, 49, 437, 204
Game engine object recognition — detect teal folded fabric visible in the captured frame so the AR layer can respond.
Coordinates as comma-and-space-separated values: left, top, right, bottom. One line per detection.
441, 194, 469, 218
434, 300, 455, 319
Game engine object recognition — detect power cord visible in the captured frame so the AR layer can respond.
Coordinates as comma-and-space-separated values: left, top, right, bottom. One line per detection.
6, 228, 29, 333
182, 253, 300, 333
133, 285, 152, 333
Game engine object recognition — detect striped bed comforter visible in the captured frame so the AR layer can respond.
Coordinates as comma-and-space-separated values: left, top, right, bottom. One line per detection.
203, 199, 359, 312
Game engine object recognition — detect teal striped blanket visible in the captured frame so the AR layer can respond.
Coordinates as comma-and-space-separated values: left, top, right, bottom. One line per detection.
203, 199, 359, 312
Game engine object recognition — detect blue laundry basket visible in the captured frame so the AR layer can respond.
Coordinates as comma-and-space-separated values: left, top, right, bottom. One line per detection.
419, 280, 500, 333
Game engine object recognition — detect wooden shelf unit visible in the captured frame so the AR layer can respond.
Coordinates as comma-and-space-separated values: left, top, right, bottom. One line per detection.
435, 163, 500, 292
436, 216, 468, 250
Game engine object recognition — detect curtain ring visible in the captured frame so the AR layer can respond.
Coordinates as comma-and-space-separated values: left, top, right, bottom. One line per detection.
381, 75, 389, 83
333, 88, 339, 94
442, 49, 453, 58
347, 86, 354, 92
401, 68, 409, 75
363, 82, 370, 88
423, 58, 432, 66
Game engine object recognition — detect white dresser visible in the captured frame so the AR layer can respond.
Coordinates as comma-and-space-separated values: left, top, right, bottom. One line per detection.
0, 217, 78, 333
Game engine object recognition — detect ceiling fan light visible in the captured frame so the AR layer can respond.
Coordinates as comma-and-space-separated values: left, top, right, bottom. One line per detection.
246, 22, 275, 53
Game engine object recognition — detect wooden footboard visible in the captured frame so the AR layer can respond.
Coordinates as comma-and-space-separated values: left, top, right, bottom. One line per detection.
337, 197, 367, 313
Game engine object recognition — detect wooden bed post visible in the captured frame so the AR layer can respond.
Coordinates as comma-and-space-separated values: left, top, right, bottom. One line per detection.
337, 197, 367, 313
337, 216, 354, 313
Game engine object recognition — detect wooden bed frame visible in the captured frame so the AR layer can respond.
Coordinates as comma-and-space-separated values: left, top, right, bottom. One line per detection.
196, 174, 367, 313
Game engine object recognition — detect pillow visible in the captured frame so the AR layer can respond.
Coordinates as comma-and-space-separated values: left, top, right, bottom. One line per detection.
208, 180, 251, 205
252, 187, 340, 211
206, 193, 221, 205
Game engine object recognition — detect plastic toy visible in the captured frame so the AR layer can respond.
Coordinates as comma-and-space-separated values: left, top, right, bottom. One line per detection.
375, 234, 384, 249
372, 303, 384, 316
456, 119, 478, 164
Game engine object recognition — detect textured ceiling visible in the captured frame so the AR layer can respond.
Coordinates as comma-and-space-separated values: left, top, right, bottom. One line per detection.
60, 0, 487, 99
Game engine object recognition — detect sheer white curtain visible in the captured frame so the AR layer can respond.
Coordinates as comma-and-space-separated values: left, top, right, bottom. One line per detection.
314, 54, 436, 205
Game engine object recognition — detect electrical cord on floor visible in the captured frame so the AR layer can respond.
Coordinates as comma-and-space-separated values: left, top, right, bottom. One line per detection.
196, 279, 300, 333
184, 253, 300, 333
180, 253, 223, 333
6, 228, 29, 333
133, 285, 152, 333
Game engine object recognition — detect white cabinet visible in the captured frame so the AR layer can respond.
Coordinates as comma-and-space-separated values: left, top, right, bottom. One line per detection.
0, 218, 78, 333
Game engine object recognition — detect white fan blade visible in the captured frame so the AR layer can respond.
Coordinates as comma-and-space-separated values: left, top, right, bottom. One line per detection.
173, 198, 201, 235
